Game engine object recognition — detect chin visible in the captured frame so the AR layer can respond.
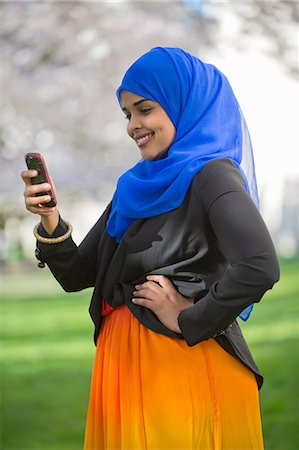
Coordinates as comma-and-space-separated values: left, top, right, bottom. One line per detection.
141, 149, 168, 161
142, 155, 155, 161
140, 150, 155, 161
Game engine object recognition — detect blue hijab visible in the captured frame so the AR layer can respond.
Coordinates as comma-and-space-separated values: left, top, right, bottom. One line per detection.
107, 47, 259, 320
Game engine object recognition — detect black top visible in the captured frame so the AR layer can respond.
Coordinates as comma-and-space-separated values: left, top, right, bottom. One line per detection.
36, 158, 280, 389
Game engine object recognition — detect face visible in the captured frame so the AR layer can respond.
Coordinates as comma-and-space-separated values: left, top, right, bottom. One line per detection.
120, 91, 176, 161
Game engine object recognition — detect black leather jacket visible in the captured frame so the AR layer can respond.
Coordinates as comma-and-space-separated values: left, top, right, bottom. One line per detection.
36, 159, 280, 389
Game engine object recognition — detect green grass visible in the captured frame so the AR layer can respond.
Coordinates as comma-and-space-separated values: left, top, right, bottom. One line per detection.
240, 259, 299, 450
0, 271, 94, 450
0, 260, 298, 450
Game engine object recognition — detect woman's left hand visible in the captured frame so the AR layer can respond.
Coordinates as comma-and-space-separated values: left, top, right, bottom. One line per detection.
132, 275, 193, 333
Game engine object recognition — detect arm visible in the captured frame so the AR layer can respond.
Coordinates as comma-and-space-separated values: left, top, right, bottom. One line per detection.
21, 167, 112, 293
178, 159, 280, 345
36, 204, 111, 292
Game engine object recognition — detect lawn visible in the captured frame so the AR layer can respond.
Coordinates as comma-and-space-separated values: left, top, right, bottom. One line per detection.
1, 259, 298, 450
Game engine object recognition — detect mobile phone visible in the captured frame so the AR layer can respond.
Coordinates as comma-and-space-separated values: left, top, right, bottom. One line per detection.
25, 152, 57, 207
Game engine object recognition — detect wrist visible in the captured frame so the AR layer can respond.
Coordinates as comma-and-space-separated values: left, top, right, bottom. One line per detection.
34, 219, 72, 244
41, 209, 59, 235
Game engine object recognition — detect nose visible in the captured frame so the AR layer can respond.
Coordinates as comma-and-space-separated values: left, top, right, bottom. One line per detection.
127, 113, 141, 136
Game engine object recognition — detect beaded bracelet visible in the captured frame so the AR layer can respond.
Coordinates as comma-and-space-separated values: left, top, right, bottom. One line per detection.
33, 220, 73, 244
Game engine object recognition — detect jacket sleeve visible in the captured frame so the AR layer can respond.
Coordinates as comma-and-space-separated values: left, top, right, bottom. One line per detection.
35, 203, 112, 292
178, 159, 280, 346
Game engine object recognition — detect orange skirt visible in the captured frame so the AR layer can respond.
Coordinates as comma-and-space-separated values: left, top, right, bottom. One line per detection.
84, 305, 264, 450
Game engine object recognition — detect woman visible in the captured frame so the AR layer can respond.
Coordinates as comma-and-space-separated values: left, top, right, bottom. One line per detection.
22, 47, 279, 450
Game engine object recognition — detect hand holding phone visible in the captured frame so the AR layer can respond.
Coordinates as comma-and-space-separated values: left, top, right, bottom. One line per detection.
25, 152, 57, 207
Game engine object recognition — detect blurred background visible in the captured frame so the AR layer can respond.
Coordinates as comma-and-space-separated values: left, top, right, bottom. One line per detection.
1, 1, 298, 449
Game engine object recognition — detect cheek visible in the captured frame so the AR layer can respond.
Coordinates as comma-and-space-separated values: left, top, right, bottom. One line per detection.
126, 122, 132, 137
169, 126, 176, 142
157, 113, 176, 145
164, 125, 176, 146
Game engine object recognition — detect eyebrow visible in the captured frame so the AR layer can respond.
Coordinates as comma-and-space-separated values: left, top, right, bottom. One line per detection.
122, 98, 150, 111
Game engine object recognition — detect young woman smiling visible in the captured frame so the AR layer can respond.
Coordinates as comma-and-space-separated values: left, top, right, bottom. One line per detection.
21, 47, 279, 450
121, 92, 176, 161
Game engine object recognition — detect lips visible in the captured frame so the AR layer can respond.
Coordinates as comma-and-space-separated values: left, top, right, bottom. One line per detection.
134, 132, 154, 147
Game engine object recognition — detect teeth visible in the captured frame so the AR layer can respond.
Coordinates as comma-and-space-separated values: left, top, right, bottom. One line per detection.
136, 133, 153, 145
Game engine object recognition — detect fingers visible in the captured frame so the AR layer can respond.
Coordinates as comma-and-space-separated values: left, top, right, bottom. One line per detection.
24, 184, 52, 209
21, 170, 53, 196
21, 169, 58, 218
25, 197, 56, 215
146, 274, 173, 289
132, 280, 161, 310
132, 289, 154, 304
133, 276, 173, 300
132, 277, 172, 309
26, 204, 57, 215
25, 182, 51, 195
135, 280, 161, 294
21, 169, 39, 186
131, 297, 155, 310
23, 177, 56, 215
25, 193, 52, 208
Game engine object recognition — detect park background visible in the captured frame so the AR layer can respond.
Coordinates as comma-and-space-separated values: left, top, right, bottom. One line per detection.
0, 1, 298, 449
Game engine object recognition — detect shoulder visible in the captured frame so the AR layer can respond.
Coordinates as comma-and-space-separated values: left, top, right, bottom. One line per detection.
195, 157, 245, 187
192, 158, 247, 211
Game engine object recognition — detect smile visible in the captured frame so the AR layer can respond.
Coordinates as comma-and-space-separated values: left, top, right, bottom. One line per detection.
134, 132, 154, 147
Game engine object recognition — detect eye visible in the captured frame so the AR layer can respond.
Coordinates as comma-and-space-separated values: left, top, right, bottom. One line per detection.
124, 112, 131, 120
140, 107, 152, 114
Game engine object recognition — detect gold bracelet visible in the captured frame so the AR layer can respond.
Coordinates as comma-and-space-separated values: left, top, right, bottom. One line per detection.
33, 220, 73, 244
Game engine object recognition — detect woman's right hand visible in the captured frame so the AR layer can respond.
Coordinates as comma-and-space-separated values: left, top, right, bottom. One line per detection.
21, 169, 59, 235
